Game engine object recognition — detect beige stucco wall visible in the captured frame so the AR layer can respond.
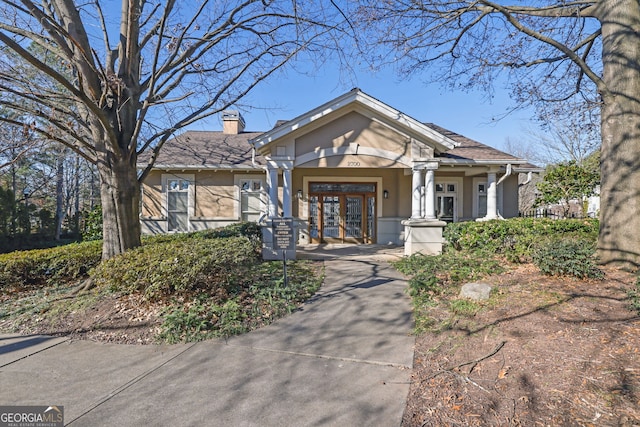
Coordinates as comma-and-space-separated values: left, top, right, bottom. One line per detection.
462, 175, 474, 220
194, 171, 236, 218
294, 112, 411, 168
142, 166, 522, 235
141, 171, 163, 218
141, 170, 265, 219
501, 175, 520, 218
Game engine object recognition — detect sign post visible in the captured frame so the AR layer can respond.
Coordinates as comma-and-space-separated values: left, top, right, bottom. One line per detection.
272, 218, 295, 286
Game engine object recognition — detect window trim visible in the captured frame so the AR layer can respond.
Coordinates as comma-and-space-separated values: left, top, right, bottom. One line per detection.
235, 174, 266, 221
161, 173, 195, 232
435, 177, 463, 222
473, 177, 503, 218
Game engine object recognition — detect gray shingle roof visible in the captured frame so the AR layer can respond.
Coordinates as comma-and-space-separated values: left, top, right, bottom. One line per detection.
425, 123, 525, 163
140, 124, 534, 170
138, 131, 264, 169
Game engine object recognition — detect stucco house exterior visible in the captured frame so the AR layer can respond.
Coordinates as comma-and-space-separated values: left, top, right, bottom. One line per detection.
139, 89, 539, 254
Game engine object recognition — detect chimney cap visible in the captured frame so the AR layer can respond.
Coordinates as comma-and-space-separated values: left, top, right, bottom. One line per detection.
222, 110, 246, 134
222, 110, 245, 125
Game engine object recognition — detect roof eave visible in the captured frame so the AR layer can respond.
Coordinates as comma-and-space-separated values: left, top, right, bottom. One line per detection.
138, 164, 265, 171
512, 166, 544, 173
439, 158, 528, 166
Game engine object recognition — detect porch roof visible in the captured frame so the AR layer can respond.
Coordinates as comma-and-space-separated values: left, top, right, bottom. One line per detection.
426, 123, 528, 166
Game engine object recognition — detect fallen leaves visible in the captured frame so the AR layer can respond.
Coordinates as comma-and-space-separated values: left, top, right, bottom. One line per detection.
497, 366, 510, 380
404, 264, 640, 426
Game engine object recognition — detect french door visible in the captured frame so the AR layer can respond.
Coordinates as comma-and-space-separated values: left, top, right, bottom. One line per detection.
308, 183, 376, 244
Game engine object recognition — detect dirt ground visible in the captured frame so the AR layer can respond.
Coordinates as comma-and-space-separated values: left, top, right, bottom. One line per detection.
0, 291, 166, 344
403, 264, 640, 427
2, 263, 639, 426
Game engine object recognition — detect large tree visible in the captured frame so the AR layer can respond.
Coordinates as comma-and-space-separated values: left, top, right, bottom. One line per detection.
0, 0, 344, 259
353, 0, 640, 269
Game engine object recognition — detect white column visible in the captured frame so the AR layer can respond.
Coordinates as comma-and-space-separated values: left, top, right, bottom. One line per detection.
424, 169, 436, 219
282, 168, 292, 218
267, 167, 279, 218
411, 167, 423, 218
486, 171, 498, 220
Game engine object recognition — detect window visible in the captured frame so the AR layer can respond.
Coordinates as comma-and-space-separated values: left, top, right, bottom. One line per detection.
473, 177, 501, 219
239, 178, 265, 222
477, 182, 487, 217
436, 181, 457, 222
164, 175, 193, 232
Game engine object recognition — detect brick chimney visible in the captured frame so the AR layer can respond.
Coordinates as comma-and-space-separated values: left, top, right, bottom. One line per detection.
222, 110, 245, 134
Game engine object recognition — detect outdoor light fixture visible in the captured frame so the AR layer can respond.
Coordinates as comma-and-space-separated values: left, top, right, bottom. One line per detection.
383, 190, 389, 199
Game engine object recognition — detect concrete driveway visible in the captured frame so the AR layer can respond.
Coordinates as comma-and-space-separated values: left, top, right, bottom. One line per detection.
0, 245, 414, 426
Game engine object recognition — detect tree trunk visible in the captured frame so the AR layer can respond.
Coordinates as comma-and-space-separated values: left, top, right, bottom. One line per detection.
73, 154, 80, 236
55, 153, 64, 240
596, 0, 640, 269
97, 156, 141, 260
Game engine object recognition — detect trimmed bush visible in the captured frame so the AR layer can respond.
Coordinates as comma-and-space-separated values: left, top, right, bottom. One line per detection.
91, 236, 261, 301
532, 237, 603, 279
142, 221, 262, 245
0, 240, 102, 289
444, 218, 599, 262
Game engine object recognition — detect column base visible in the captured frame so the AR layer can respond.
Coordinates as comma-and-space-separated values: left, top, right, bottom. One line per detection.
401, 218, 447, 256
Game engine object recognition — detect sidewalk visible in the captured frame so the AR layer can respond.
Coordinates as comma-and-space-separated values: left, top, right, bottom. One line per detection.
0, 245, 414, 426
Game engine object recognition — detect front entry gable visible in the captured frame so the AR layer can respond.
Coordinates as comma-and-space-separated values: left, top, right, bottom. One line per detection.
294, 111, 414, 168
249, 89, 458, 167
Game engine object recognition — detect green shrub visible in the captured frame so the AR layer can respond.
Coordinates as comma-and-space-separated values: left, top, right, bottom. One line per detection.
532, 237, 603, 279
91, 236, 260, 300
158, 302, 215, 344
142, 222, 262, 245
444, 218, 599, 262
81, 205, 103, 241
0, 240, 102, 289
156, 260, 323, 343
203, 222, 262, 241
394, 248, 505, 299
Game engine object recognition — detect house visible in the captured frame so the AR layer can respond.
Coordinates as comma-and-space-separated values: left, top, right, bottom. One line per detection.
139, 89, 539, 254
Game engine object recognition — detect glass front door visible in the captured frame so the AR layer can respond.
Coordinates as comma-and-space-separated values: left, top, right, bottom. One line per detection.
308, 183, 376, 244
344, 196, 363, 240
322, 196, 341, 239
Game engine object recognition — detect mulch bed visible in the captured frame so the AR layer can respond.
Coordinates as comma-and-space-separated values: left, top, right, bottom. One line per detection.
403, 265, 640, 427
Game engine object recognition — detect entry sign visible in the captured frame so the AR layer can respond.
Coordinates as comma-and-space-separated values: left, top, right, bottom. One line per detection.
272, 218, 295, 251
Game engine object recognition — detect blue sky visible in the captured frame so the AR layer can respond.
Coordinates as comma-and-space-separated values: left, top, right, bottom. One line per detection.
192, 65, 538, 153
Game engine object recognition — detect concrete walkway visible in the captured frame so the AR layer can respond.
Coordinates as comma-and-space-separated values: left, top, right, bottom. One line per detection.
0, 245, 414, 426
